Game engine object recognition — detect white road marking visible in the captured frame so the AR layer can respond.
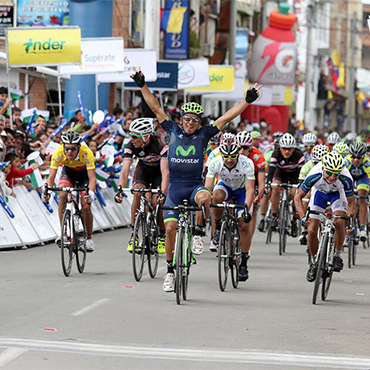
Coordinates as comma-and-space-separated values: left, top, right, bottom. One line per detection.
71, 299, 110, 316
0, 339, 370, 369
0, 347, 27, 368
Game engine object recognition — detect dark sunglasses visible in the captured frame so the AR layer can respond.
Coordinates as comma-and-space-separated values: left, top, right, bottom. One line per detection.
221, 153, 239, 159
241, 146, 251, 151
352, 156, 364, 160
325, 170, 340, 177
64, 146, 79, 152
183, 116, 201, 123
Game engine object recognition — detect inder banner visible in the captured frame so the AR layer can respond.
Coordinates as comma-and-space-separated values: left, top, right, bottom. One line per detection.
6, 27, 81, 67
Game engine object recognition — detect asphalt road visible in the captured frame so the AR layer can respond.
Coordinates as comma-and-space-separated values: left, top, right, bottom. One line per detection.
1, 226, 370, 370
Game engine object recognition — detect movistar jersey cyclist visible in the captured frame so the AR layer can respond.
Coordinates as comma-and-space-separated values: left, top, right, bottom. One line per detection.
205, 137, 254, 281
45, 131, 97, 252
295, 151, 355, 282
115, 117, 169, 253
130, 67, 261, 293
343, 142, 370, 241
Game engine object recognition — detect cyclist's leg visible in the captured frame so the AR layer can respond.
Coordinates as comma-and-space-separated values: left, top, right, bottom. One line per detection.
131, 165, 149, 226
57, 167, 74, 225
271, 169, 283, 215
356, 176, 369, 231
194, 187, 211, 227
211, 184, 229, 245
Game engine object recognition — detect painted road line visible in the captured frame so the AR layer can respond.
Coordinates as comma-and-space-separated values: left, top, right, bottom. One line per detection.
0, 339, 370, 369
0, 348, 27, 368
71, 299, 111, 316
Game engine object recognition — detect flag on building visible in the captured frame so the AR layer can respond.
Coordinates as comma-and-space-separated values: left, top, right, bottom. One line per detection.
161, 7, 187, 33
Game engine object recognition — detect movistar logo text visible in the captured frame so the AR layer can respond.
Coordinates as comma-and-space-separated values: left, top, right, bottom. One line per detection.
176, 145, 196, 157
23, 38, 66, 54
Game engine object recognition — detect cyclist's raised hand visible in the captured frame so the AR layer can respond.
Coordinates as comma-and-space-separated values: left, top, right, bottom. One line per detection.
130, 67, 146, 88
245, 83, 262, 104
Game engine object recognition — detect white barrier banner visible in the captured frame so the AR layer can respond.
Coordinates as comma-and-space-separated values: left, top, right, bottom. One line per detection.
96, 49, 157, 83
178, 59, 209, 90
59, 38, 124, 76
0, 206, 22, 248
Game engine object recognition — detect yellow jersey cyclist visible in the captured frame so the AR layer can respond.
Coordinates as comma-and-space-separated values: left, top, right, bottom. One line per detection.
344, 142, 370, 241
333, 141, 349, 158
115, 117, 169, 254
295, 151, 355, 282
45, 131, 97, 252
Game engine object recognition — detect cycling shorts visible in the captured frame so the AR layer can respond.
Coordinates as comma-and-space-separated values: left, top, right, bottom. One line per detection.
133, 164, 162, 189
163, 181, 210, 222
355, 174, 370, 192
273, 168, 299, 184
308, 188, 348, 220
58, 166, 89, 187
214, 182, 246, 217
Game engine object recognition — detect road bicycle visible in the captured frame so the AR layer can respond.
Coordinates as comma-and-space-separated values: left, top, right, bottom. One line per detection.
210, 202, 247, 292
310, 209, 348, 305
161, 200, 202, 305
118, 187, 163, 282
45, 185, 88, 277
270, 183, 298, 255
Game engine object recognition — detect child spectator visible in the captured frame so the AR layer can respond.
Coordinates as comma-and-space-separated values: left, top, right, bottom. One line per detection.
4, 153, 39, 188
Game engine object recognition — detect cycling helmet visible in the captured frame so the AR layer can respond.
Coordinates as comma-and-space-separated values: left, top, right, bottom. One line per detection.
272, 131, 283, 140
311, 144, 329, 164
209, 131, 222, 144
345, 132, 357, 143
251, 130, 262, 139
61, 131, 81, 145
302, 132, 317, 146
322, 151, 344, 173
129, 118, 154, 135
327, 132, 341, 145
235, 131, 253, 147
333, 142, 349, 156
219, 139, 240, 156
181, 102, 204, 118
221, 132, 236, 144
279, 133, 296, 148
349, 141, 367, 157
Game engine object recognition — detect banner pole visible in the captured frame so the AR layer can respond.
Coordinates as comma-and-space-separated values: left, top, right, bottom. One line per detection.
5, 29, 13, 130
57, 70, 63, 117
95, 77, 99, 110
183, 89, 187, 104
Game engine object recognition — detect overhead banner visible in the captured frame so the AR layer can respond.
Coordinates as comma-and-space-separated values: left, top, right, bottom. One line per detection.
0, 6, 14, 37
17, 0, 70, 27
96, 49, 157, 83
178, 59, 209, 90
126, 61, 178, 90
6, 26, 81, 67
187, 66, 234, 93
59, 38, 124, 76
164, 0, 189, 60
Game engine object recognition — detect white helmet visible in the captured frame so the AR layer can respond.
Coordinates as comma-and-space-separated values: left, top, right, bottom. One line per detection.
327, 132, 341, 144
345, 132, 357, 143
61, 131, 81, 145
235, 131, 253, 147
279, 133, 296, 148
302, 132, 317, 146
129, 118, 154, 135
219, 139, 240, 156
221, 133, 235, 144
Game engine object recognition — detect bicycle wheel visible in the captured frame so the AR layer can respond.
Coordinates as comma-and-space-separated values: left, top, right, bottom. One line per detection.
218, 221, 229, 292
182, 230, 191, 301
132, 213, 146, 282
279, 203, 286, 256
353, 219, 358, 266
231, 226, 240, 289
61, 210, 73, 277
321, 263, 333, 301
312, 232, 328, 305
147, 213, 159, 279
265, 216, 272, 244
74, 213, 87, 274
348, 235, 353, 269
174, 228, 184, 305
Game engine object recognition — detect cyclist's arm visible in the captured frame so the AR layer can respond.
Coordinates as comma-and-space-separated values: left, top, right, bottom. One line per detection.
257, 170, 265, 199
118, 159, 132, 188
294, 187, 308, 219
160, 158, 169, 195
140, 85, 167, 123
204, 176, 214, 192
244, 179, 255, 210
47, 168, 58, 187
347, 195, 355, 217
87, 168, 96, 192
214, 100, 248, 131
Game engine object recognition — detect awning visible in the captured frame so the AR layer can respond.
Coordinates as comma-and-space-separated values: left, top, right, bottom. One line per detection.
237, 2, 254, 16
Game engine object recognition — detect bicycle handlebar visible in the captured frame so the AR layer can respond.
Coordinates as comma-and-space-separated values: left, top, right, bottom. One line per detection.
308, 208, 349, 221
161, 204, 202, 212
131, 188, 163, 195
210, 203, 248, 211
271, 183, 299, 188
44, 185, 88, 193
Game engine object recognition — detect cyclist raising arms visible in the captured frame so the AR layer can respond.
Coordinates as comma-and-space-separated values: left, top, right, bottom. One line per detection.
45, 131, 97, 252
115, 118, 169, 253
295, 152, 355, 282
130, 67, 261, 292
205, 136, 254, 281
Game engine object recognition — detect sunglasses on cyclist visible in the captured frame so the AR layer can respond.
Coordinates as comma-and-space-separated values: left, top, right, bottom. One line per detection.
352, 156, 364, 160
325, 170, 340, 177
64, 146, 79, 152
241, 146, 251, 151
129, 133, 143, 138
221, 153, 239, 159
183, 116, 201, 124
